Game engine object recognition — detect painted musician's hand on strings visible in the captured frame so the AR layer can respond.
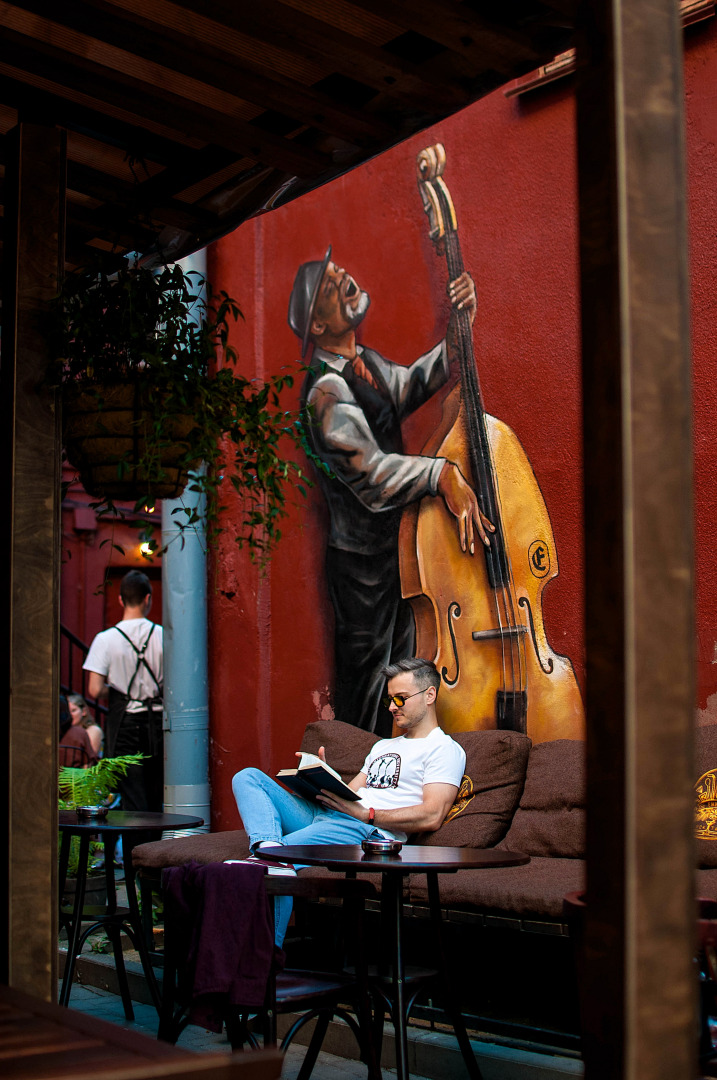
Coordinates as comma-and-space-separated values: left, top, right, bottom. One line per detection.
438, 462, 494, 555
448, 272, 476, 324
446, 272, 477, 364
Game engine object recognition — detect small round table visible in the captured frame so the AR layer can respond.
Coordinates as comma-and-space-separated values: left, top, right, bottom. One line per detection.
256, 844, 529, 1080
59, 810, 204, 1017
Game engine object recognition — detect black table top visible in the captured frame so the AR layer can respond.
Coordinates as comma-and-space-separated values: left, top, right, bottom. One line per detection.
58, 810, 204, 834
256, 844, 530, 873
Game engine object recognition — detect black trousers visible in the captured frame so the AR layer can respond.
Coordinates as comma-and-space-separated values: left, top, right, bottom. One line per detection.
326, 546, 415, 736
113, 708, 164, 814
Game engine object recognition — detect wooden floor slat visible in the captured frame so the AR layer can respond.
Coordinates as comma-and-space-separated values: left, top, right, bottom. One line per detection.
0, 985, 283, 1080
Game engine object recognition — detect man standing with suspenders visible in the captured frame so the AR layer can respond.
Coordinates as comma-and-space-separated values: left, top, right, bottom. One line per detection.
84, 570, 164, 813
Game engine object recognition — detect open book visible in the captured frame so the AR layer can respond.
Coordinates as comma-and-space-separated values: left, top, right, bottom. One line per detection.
276, 752, 361, 803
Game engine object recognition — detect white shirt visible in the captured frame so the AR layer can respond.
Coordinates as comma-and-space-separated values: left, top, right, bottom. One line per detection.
356, 726, 466, 842
83, 618, 163, 713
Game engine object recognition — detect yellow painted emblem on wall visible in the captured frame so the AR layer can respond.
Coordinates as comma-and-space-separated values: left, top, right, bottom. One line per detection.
695, 769, 717, 838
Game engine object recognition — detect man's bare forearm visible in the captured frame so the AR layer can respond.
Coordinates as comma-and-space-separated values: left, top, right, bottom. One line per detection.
318, 784, 457, 833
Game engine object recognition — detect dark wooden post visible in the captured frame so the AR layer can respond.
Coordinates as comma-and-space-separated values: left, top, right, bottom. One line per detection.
576, 1, 695, 1076
0, 123, 66, 998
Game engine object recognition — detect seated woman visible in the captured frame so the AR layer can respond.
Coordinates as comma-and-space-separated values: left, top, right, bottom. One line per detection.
59, 695, 98, 768
67, 692, 104, 758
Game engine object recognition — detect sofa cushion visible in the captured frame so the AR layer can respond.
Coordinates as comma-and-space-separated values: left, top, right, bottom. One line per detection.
695, 724, 717, 868
413, 730, 531, 848
132, 829, 250, 869
408, 856, 585, 920
299, 719, 380, 783
697, 868, 717, 901
498, 740, 585, 858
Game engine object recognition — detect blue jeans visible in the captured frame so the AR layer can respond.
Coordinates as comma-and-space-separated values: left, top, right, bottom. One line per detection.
232, 767, 380, 945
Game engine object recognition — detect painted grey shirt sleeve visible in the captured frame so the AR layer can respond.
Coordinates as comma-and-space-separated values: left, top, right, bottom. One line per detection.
373, 340, 450, 421
307, 369, 447, 513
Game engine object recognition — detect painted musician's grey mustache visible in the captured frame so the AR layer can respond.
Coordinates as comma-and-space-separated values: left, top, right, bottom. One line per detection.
343, 288, 370, 328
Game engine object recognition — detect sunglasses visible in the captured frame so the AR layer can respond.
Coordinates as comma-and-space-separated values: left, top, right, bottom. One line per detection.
381, 688, 427, 709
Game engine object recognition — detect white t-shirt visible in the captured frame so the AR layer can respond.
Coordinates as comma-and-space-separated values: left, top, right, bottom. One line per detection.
83, 618, 163, 713
356, 726, 466, 842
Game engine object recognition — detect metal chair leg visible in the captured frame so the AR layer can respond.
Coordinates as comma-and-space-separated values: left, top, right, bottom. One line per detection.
106, 923, 134, 1021
295, 1011, 331, 1080
426, 873, 483, 1080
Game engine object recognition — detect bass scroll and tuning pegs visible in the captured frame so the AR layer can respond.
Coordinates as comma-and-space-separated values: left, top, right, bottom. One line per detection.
416, 143, 458, 246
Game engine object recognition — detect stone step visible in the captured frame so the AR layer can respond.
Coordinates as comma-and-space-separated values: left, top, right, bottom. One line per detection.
59, 950, 584, 1080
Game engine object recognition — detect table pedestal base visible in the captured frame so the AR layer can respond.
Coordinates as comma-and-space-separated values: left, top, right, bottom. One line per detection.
368, 872, 482, 1080
59, 831, 162, 1016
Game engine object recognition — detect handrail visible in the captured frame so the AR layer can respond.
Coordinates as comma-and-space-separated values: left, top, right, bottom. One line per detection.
60, 622, 107, 727
61, 624, 93, 651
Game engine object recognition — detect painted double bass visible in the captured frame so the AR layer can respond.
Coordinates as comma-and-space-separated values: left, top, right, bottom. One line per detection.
399, 144, 585, 743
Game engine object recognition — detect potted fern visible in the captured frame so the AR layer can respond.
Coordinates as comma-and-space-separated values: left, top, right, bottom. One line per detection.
59, 753, 145, 901
59, 753, 146, 818
53, 258, 312, 562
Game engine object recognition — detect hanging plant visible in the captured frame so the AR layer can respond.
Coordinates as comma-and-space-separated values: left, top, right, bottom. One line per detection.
52, 258, 313, 562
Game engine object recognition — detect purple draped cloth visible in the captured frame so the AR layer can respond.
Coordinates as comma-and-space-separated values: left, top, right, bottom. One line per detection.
163, 860, 282, 1032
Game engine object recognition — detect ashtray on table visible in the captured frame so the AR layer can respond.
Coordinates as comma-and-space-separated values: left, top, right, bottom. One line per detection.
361, 837, 402, 856
75, 805, 109, 821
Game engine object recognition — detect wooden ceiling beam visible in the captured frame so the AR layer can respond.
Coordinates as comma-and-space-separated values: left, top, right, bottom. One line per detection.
339, 0, 547, 72
66, 161, 217, 233
0, 29, 332, 177
169, 0, 467, 112
115, 145, 249, 210
536, 0, 578, 19
63, 234, 127, 270
66, 201, 157, 254
0, 1, 583, 269
25, 0, 396, 149
0, 70, 185, 167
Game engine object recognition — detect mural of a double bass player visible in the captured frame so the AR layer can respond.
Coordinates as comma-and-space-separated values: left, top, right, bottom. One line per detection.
288, 143, 584, 744
400, 144, 585, 743
289, 243, 492, 737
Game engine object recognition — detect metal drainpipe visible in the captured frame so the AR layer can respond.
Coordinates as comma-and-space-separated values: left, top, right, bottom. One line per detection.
161, 249, 210, 835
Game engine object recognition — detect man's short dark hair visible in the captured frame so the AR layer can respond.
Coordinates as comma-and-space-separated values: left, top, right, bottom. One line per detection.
381, 657, 441, 694
120, 569, 152, 607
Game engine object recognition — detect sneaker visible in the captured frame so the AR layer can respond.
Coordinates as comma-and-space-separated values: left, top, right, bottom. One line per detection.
224, 855, 297, 877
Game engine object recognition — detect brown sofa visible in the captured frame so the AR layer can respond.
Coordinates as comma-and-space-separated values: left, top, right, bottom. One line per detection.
134, 719, 717, 931
133, 718, 586, 931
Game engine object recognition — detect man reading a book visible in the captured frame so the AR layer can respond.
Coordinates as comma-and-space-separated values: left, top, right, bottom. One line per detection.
231, 657, 465, 944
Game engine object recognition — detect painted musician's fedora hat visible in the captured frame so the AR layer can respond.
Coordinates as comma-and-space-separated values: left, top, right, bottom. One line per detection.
288, 245, 332, 357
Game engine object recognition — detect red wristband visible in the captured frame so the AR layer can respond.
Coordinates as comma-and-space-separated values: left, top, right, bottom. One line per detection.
368, 807, 375, 825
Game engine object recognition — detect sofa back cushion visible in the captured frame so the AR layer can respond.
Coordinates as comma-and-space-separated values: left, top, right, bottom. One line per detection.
695, 723, 717, 867
498, 740, 585, 858
300, 719, 380, 784
415, 730, 531, 848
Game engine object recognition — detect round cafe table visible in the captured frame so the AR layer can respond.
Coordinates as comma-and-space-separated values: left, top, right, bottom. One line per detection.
257, 844, 529, 1080
59, 810, 204, 1018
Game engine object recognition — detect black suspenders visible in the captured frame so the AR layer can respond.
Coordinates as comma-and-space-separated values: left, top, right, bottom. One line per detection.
114, 623, 162, 702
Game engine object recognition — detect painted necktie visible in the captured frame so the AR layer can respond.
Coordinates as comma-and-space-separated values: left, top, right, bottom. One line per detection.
351, 355, 378, 390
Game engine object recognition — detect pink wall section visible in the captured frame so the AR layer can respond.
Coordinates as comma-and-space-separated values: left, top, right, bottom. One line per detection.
208, 19, 717, 829
60, 463, 162, 693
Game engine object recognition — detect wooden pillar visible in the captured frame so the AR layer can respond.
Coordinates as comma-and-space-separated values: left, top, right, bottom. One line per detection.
576, 1, 695, 1076
0, 124, 66, 998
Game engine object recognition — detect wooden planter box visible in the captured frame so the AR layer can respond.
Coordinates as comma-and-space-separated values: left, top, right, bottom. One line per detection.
61, 872, 108, 909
